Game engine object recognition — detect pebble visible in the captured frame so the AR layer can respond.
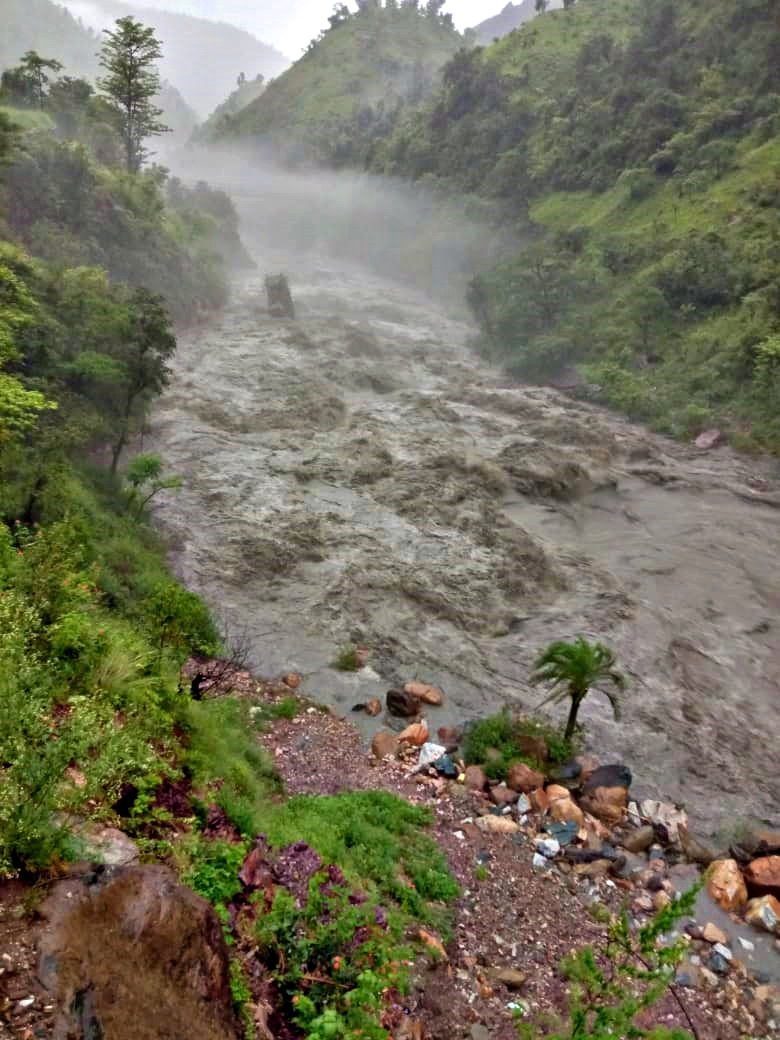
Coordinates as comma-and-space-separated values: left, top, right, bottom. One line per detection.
18, 997, 34, 1008
712, 942, 733, 961
737, 936, 755, 951
532, 852, 551, 871
702, 922, 728, 945
709, 952, 730, 975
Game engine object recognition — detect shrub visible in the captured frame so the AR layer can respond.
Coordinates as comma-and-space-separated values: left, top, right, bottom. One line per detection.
462, 708, 574, 780
331, 643, 361, 671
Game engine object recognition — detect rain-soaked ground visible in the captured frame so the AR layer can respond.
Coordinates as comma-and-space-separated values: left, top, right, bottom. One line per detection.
148, 169, 780, 840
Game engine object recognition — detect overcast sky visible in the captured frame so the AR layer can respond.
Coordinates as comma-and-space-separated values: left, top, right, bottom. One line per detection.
127, 0, 496, 57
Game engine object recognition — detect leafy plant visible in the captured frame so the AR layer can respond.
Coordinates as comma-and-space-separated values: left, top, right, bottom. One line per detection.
517, 885, 701, 1039
531, 637, 625, 742
330, 643, 361, 671
462, 708, 573, 780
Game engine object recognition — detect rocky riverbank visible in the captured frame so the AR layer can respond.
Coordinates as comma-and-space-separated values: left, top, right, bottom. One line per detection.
3, 669, 777, 1040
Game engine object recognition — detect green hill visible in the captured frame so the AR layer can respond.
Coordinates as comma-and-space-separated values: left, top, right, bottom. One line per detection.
208, 2, 468, 163
354, 0, 780, 453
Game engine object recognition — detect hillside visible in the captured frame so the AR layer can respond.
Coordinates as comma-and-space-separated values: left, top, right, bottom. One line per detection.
471, 0, 561, 45
0, 0, 198, 143
62, 0, 289, 117
207, 2, 468, 164
352, 0, 780, 454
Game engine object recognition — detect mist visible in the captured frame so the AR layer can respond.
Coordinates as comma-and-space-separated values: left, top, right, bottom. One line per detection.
176, 144, 515, 309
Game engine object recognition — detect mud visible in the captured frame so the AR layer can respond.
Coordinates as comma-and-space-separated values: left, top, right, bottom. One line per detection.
147, 189, 780, 838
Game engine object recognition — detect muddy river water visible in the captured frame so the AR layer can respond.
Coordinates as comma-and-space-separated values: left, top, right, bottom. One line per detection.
148, 170, 780, 840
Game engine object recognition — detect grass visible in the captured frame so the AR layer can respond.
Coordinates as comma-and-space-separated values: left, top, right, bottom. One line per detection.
462, 708, 574, 780
330, 644, 361, 671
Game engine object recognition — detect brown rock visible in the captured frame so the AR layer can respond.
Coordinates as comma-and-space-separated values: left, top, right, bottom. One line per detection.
702, 922, 728, 945
580, 786, 628, 826
490, 784, 519, 808
403, 681, 444, 706
529, 787, 549, 813
364, 697, 382, 717
398, 721, 429, 747
506, 762, 545, 794
371, 731, 400, 760
475, 815, 520, 835
483, 967, 527, 991
573, 859, 612, 878
464, 765, 488, 791
386, 688, 420, 717
282, 671, 301, 689
38, 865, 239, 1040
546, 785, 585, 828
622, 825, 655, 854
744, 855, 780, 898
654, 890, 672, 911
745, 895, 780, 934
706, 859, 748, 912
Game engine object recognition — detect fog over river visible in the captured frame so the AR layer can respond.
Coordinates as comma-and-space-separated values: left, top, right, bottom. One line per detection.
148, 156, 780, 838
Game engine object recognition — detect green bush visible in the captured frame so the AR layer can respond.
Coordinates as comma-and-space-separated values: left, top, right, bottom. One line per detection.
462, 708, 574, 780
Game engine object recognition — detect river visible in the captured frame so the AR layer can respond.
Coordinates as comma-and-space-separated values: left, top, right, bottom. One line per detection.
148, 162, 780, 839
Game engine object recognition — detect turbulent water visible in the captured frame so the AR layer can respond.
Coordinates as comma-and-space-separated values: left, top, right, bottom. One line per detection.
148, 169, 780, 838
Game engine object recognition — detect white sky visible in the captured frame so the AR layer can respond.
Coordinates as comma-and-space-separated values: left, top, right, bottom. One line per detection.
128, 1, 495, 58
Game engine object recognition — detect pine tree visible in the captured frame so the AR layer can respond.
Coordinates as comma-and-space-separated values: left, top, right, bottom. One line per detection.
97, 17, 169, 173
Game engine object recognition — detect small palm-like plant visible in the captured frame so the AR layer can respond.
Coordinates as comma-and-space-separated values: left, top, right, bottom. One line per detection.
531, 636, 625, 742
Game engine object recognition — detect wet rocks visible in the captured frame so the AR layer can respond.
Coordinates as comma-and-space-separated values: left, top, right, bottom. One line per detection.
475, 814, 520, 835
386, 688, 420, 717
506, 762, 545, 794
707, 859, 749, 912
745, 895, 780, 934
638, 799, 688, 847
744, 856, 780, 899
403, 681, 444, 706
702, 922, 729, 945
38, 865, 239, 1040
580, 765, 630, 825
490, 784, 519, 808
398, 721, 429, 747
695, 429, 723, 450
371, 731, 400, 759
545, 784, 585, 828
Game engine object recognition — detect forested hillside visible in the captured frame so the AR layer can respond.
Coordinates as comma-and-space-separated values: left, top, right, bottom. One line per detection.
207, 1, 469, 164
0, 20, 257, 877
471, 0, 560, 45
360, 0, 780, 451
1, 0, 198, 141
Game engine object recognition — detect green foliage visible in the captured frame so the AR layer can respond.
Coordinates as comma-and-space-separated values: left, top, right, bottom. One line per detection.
124, 452, 182, 517
517, 884, 701, 1038
330, 643, 361, 671
97, 17, 169, 173
206, 1, 467, 164
462, 708, 574, 780
531, 636, 625, 742
184, 838, 247, 924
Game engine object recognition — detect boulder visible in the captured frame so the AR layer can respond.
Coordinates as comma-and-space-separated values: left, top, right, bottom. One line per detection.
695, 429, 722, 450
702, 922, 729, 945
744, 855, 780, 898
371, 731, 400, 760
506, 762, 545, 794
745, 895, 780, 935
38, 865, 239, 1040
386, 688, 420, 717
580, 786, 628, 826
545, 784, 585, 828
282, 671, 301, 689
80, 826, 140, 868
580, 764, 631, 825
398, 721, 429, 747
463, 765, 488, 791
418, 742, 448, 769
265, 273, 295, 318
639, 799, 689, 847
364, 697, 382, 717
706, 858, 748, 912
529, 787, 549, 813
403, 681, 444, 706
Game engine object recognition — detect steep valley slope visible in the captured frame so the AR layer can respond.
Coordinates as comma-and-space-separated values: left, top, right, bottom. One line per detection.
147, 164, 780, 840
